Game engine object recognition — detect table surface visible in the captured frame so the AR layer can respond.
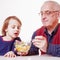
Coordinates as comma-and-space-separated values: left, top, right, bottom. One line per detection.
0, 54, 60, 60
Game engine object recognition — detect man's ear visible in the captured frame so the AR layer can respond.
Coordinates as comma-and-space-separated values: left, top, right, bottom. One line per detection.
58, 11, 60, 18
58, 11, 60, 22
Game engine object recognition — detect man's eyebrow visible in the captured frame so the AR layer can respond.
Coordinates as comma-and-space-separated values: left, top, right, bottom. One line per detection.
41, 10, 50, 12
41, 10, 59, 12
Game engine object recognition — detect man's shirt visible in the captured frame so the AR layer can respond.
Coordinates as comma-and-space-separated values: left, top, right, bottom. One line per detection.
29, 23, 60, 57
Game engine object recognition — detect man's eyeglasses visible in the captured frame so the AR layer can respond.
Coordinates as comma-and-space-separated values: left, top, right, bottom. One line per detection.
39, 11, 59, 16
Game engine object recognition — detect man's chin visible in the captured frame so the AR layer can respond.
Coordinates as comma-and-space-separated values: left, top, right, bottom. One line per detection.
43, 24, 49, 27
43, 25, 50, 28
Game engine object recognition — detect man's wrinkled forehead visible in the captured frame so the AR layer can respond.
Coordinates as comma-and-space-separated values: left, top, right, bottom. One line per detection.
41, 1, 60, 12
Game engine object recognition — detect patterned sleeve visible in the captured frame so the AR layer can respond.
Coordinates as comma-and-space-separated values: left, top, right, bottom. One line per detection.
28, 31, 39, 55
47, 43, 60, 57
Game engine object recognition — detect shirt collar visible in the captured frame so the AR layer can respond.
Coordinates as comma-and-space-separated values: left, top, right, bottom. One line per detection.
44, 24, 59, 36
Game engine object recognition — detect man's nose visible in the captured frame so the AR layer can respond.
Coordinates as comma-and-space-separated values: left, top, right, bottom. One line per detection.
41, 14, 46, 20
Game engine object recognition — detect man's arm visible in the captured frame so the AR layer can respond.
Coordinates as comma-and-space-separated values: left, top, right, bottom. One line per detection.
47, 43, 60, 57
28, 31, 39, 55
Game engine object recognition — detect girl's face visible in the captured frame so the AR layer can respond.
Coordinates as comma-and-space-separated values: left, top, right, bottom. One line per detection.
5, 19, 21, 39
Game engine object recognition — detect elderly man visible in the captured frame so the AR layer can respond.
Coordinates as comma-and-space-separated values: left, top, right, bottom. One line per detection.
28, 1, 60, 57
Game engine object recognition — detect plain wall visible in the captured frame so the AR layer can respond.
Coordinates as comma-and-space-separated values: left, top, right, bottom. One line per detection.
0, 0, 60, 42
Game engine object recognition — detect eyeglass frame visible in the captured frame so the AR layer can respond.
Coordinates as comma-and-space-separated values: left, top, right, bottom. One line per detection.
38, 10, 59, 16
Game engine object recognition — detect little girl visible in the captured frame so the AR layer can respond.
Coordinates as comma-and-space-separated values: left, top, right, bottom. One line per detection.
0, 16, 22, 57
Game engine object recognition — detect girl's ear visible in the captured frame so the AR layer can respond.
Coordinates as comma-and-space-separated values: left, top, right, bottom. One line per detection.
5, 29, 8, 32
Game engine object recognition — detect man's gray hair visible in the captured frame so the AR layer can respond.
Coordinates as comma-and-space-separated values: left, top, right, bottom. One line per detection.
43, 1, 60, 11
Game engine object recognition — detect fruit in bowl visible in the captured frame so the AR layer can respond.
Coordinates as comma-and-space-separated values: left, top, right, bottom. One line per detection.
15, 41, 31, 52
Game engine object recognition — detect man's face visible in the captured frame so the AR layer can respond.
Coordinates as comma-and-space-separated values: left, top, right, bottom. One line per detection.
5, 19, 21, 39
40, 3, 59, 27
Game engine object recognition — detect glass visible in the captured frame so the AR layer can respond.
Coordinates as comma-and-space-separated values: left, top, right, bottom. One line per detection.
14, 41, 31, 52
39, 11, 58, 16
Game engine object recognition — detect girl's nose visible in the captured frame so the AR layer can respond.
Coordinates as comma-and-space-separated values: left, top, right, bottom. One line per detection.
15, 27, 19, 30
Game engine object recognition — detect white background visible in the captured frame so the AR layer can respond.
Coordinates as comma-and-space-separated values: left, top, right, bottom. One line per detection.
0, 0, 60, 42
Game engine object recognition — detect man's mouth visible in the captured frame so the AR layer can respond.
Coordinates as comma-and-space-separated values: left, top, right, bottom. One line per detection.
42, 19, 48, 22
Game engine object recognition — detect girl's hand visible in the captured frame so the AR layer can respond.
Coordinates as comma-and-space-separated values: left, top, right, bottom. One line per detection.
4, 51, 16, 57
17, 51, 28, 56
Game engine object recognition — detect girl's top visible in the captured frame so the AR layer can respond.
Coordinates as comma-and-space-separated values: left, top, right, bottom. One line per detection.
0, 36, 21, 55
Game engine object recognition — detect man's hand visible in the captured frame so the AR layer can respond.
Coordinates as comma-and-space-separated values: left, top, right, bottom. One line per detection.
32, 36, 47, 52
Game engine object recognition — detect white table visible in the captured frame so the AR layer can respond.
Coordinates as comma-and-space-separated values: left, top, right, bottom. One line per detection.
0, 54, 60, 60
